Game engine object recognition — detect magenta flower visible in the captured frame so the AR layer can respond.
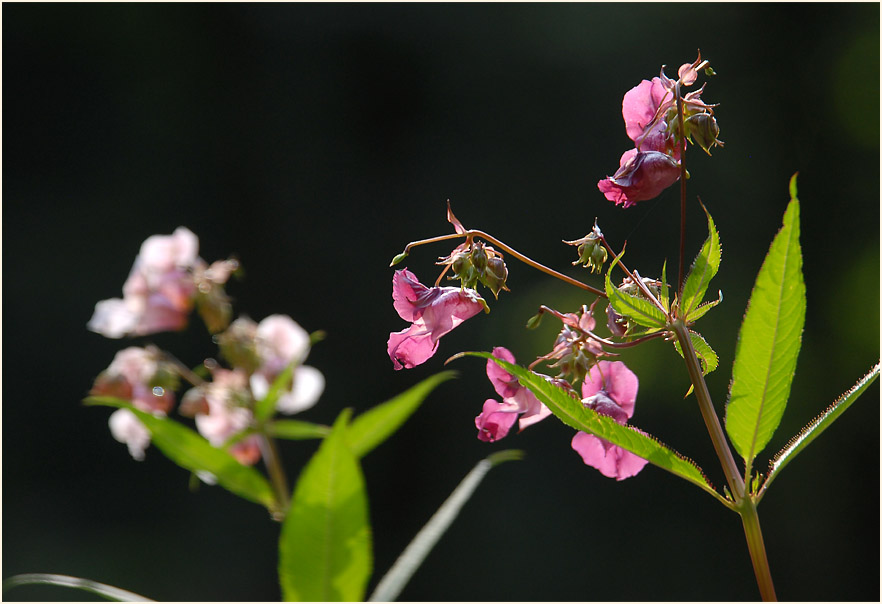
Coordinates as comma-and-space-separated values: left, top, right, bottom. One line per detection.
597, 148, 681, 208
387, 268, 487, 370
475, 347, 552, 441
570, 361, 648, 480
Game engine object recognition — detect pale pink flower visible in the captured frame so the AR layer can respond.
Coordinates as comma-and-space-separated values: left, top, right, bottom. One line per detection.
570, 361, 648, 480
88, 227, 200, 338
387, 268, 487, 370
91, 347, 175, 460
475, 347, 553, 441
192, 368, 261, 466
250, 314, 325, 415
108, 408, 152, 461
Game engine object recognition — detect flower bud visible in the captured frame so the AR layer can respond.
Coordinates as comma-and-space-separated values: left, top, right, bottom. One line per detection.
216, 317, 261, 374
470, 242, 489, 272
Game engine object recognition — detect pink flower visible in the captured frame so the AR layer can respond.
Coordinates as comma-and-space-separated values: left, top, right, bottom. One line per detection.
622, 78, 672, 148
88, 227, 200, 338
475, 347, 552, 441
250, 314, 325, 415
192, 368, 262, 466
570, 361, 648, 480
91, 347, 176, 460
597, 148, 680, 208
387, 268, 487, 370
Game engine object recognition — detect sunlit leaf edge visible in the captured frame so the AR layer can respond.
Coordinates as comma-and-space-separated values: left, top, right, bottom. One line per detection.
605, 250, 668, 329
759, 362, 880, 498
680, 203, 721, 318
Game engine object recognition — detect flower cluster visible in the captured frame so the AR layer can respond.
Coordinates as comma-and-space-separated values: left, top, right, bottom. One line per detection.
88, 227, 237, 338
89, 229, 324, 464
598, 54, 722, 207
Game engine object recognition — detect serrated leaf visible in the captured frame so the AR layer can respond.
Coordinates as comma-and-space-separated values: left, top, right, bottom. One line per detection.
462, 353, 718, 500
674, 330, 719, 376
346, 371, 455, 458
84, 396, 276, 508
759, 362, 880, 499
605, 250, 668, 329
680, 203, 721, 319
660, 260, 670, 311
725, 175, 806, 469
279, 409, 371, 602
368, 450, 523, 602
685, 291, 722, 323
267, 419, 331, 440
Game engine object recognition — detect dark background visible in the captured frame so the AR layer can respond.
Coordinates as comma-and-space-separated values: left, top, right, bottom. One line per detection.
4, 3, 879, 601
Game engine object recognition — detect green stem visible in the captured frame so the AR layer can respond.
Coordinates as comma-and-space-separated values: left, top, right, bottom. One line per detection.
259, 433, 290, 520
675, 82, 688, 297
671, 320, 744, 499
739, 500, 777, 601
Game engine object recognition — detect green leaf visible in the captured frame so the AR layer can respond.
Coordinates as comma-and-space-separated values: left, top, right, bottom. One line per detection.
3, 573, 153, 602
759, 362, 880, 499
660, 260, 670, 312
267, 419, 332, 440
725, 175, 806, 469
279, 409, 372, 602
368, 450, 523, 602
84, 397, 276, 509
255, 362, 296, 422
461, 353, 720, 501
674, 329, 719, 377
605, 250, 668, 329
680, 203, 721, 320
685, 292, 722, 323
346, 371, 455, 458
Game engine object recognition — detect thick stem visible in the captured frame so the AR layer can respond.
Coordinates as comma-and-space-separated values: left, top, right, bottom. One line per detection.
671, 320, 744, 499
740, 500, 777, 601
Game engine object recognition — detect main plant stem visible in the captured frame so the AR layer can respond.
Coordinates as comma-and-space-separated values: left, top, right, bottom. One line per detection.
259, 433, 290, 520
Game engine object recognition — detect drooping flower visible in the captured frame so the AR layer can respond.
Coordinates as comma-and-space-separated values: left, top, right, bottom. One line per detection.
88, 227, 236, 338
570, 361, 648, 480
387, 268, 487, 370
597, 148, 681, 208
475, 347, 553, 441
90, 347, 177, 460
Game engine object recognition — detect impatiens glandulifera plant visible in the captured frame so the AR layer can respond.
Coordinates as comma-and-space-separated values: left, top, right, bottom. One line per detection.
387, 53, 879, 601
5, 227, 523, 602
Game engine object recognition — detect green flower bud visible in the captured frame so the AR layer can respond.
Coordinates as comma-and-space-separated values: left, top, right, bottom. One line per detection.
685, 112, 722, 156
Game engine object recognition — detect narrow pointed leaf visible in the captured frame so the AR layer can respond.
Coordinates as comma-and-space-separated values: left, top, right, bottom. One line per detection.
660, 260, 670, 312
685, 292, 722, 323
605, 251, 668, 329
346, 371, 455, 458
462, 353, 719, 501
725, 175, 806, 467
267, 419, 332, 440
279, 409, 371, 602
84, 396, 275, 508
368, 450, 523, 602
680, 203, 721, 319
3, 573, 153, 602
759, 362, 880, 499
